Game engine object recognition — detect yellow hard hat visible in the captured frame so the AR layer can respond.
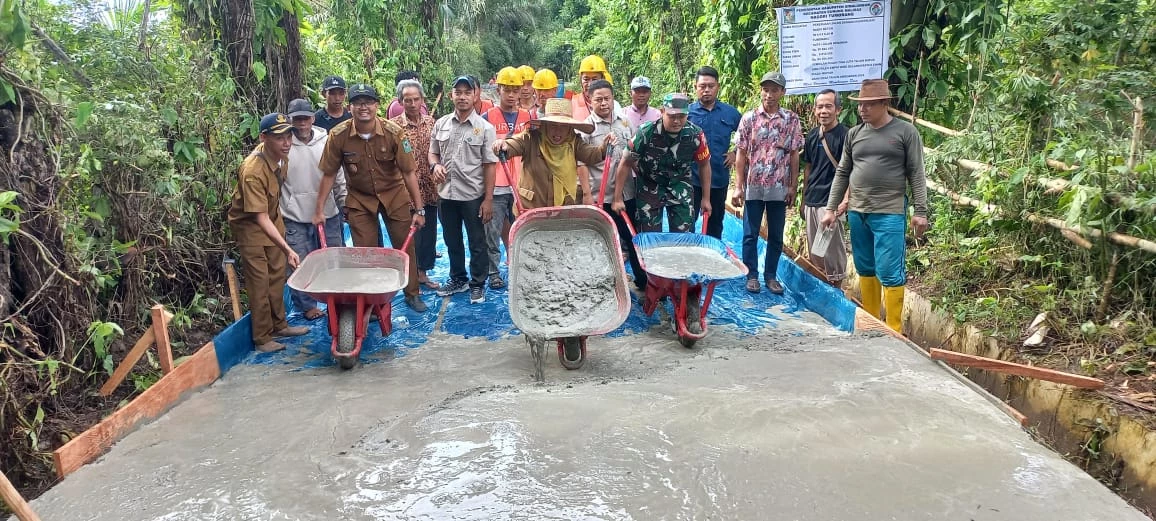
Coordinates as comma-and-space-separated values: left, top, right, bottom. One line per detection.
532, 68, 559, 90
517, 65, 535, 82
496, 66, 523, 87
578, 55, 613, 84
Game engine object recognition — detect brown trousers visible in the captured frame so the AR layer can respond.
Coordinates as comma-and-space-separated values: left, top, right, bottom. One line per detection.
346, 188, 420, 299
239, 245, 289, 345
803, 205, 848, 282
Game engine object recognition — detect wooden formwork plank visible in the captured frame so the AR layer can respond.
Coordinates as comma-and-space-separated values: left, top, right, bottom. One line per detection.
54, 342, 220, 478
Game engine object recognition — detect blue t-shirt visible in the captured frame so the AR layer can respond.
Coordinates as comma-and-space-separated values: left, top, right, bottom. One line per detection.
688, 100, 742, 189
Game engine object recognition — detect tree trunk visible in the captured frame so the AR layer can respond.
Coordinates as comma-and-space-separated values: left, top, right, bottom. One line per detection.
138, 0, 151, 58
268, 9, 304, 112
221, 0, 256, 99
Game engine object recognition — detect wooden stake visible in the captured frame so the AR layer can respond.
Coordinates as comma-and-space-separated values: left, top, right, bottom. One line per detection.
929, 348, 1105, 389
151, 304, 174, 374
0, 469, 41, 521
224, 261, 242, 322
99, 309, 174, 396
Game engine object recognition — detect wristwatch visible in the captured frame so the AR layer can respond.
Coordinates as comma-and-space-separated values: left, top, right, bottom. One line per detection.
412, 208, 426, 216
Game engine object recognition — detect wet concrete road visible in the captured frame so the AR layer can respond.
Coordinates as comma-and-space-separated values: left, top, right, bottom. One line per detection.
20, 314, 1149, 520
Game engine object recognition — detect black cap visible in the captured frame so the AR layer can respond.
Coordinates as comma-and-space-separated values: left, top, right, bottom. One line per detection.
348, 83, 379, 103
452, 75, 474, 90
321, 75, 346, 92
259, 113, 292, 135
286, 98, 314, 118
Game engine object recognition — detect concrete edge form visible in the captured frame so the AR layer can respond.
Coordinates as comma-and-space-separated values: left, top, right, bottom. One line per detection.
52, 342, 221, 477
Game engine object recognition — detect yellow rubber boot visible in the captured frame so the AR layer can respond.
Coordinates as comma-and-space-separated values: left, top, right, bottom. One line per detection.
859, 276, 882, 318
884, 285, 905, 333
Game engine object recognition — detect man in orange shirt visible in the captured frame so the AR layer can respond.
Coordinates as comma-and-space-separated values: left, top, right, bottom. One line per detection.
482, 67, 534, 289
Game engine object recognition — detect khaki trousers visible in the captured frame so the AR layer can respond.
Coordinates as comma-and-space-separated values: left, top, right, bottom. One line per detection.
239, 245, 289, 345
345, 188, 420, 299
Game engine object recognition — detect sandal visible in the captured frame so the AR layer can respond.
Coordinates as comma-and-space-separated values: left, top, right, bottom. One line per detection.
745, 278, 761, 293
303, 308, 325, 320
420, 278, 440, 290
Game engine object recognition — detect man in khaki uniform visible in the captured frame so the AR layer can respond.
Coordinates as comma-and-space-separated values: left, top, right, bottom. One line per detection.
314, 84, 429, 312
227, 113, 310, 352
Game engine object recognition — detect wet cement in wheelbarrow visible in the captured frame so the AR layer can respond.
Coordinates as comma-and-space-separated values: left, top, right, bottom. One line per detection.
639, 245, 744, 280
23, 318, 1149, 521
304, 267, 403, 294
513, 228, 618, 335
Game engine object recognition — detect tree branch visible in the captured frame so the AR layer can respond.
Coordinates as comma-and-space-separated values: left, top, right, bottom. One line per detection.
30, 24, 92, 88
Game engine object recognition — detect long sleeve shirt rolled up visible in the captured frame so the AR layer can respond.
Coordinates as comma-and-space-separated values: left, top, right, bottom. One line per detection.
826, 117, 929, 217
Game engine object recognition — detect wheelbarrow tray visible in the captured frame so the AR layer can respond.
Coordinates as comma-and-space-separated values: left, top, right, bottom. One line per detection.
286, 246, 410, 306
632, 232, 747, 284
508, 205, 631, 338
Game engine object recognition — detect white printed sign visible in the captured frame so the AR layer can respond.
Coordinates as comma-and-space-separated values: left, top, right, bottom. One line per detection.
776, 0, 891, 94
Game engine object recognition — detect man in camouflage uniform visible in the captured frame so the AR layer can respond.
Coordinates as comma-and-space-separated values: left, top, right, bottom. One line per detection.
611, 93, 712, 233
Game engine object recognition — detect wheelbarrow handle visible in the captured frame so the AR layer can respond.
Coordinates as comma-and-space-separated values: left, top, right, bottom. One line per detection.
619, 210, 637, 237
317, 223, 328, 249
400, 224, 419, 253
596, 153, 612, 207
498, 151, 526, 215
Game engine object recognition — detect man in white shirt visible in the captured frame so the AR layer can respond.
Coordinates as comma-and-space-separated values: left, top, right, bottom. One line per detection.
282, 98, 347, 320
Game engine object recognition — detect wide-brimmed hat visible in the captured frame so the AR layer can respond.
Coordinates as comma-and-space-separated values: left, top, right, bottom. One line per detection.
530, 98, 594, 134
848, 79, 893, 101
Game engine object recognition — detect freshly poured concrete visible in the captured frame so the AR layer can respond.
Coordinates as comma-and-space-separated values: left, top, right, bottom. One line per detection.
21, 312, 1147, 520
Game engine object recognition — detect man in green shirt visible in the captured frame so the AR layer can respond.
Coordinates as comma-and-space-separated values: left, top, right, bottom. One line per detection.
611, 93, 712, 235
821, 79, 929, 333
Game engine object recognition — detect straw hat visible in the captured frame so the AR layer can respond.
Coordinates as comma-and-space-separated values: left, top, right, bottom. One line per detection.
530, 98, 595, 134
848, 79, 894, 101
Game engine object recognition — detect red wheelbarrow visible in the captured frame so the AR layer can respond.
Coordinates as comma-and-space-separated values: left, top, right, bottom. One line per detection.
620, 211, 747, 348
286, 225, 417, 369
500, 153, 630, 370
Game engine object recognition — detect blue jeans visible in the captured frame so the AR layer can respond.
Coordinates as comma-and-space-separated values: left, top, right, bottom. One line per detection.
285, 215, 344, 312
742, 199, 786, 281
848, 211, 907, 287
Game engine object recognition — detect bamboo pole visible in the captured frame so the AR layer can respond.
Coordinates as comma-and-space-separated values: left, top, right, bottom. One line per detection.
0, 470, 41, 521
927, 148, 1156, 255
1123, 92, 1145, 173
889, 107, 962, 136
925, 179, 1093, 250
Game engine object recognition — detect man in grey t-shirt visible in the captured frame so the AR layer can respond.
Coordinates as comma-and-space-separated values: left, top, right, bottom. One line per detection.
821, 79, 929, 333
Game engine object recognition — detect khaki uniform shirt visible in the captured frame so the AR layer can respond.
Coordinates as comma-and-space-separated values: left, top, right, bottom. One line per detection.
431, 110, 499, 201
319, 117, 418, 212
227, 143, 286, 247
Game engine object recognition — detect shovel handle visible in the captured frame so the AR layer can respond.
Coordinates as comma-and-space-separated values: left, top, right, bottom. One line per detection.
700, 210, 710, 235
317, 223, 328, 249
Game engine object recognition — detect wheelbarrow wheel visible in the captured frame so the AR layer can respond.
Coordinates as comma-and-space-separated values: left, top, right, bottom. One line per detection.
678, 335, 698, 349
558, 337, 586, 370
336, 306, 358, 370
